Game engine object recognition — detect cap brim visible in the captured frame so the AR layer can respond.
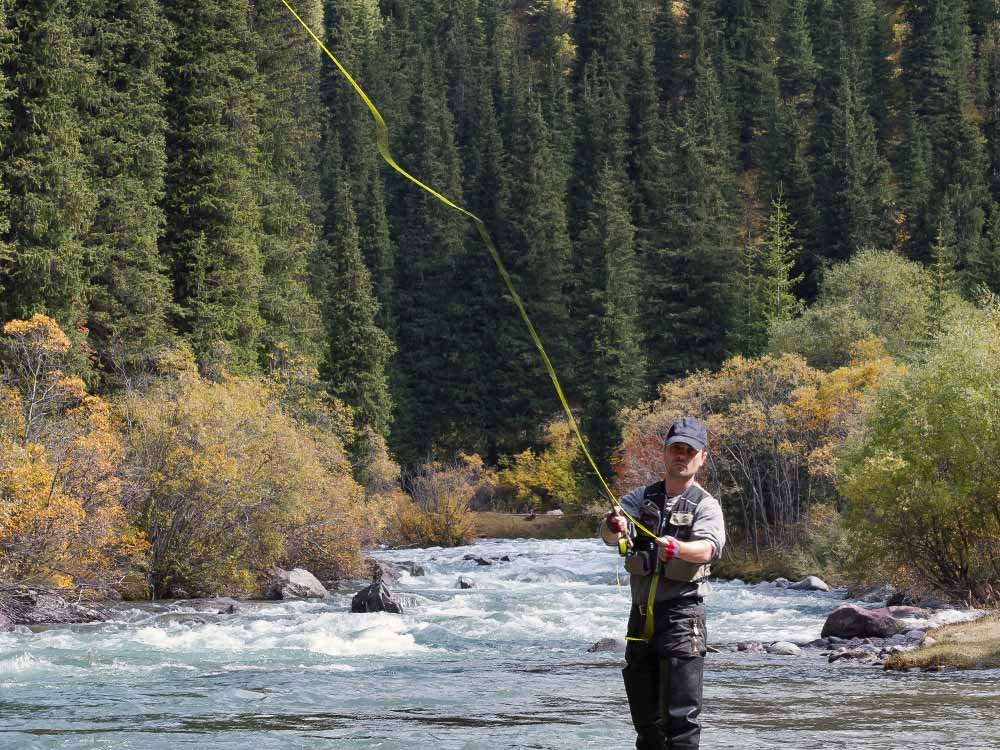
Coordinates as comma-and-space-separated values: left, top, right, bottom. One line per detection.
665, 435, 706, 451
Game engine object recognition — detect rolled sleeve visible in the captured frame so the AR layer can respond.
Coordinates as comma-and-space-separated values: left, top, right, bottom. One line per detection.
690, 495, 726, 561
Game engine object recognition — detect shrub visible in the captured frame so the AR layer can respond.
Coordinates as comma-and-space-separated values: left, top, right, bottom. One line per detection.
620, 347, 897, 550
496, 418, 586, 511
769, 249, 969, 369
0, 316, 146, 588
839, 305, 1000, 606
121, 372, 367, 596
389, 454, 487, 547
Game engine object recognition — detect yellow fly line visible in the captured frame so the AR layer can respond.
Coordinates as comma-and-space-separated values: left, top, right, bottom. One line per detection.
278, 0, 659, 542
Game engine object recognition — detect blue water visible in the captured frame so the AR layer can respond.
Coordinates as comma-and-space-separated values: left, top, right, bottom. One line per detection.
1, 538, 997, 749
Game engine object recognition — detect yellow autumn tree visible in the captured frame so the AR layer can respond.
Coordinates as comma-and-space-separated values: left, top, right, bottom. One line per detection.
620, 345, 899, 551
122, 371, 369, 597
0, 315, 147, 587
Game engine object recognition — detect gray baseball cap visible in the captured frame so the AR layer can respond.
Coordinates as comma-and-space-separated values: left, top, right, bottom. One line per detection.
664, 417, 708, 451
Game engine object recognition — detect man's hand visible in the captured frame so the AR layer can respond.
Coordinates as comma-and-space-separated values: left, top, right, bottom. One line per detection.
656, 535, 680, 561
605, 509, 627, 534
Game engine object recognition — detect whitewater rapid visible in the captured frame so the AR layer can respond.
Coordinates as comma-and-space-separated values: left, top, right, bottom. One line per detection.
0, 537, 996, 749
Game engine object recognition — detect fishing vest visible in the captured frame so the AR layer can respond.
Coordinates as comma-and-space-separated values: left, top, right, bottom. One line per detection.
624, 481, 712, 583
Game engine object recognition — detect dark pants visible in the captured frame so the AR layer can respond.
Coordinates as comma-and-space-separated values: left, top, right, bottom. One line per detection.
622, 599, 706, 750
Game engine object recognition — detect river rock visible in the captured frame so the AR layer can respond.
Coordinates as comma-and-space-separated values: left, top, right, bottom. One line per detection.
788, 576, 831, 592
0, 586, 109, 627
829, 648, 878, 664
821, 603, 901, 639
772, 577, 791, 589
767, 641, 801, 656
396, 561, 426, 577
457, 576, 476, 589
853, 583, 895, 603
737, 641, 766, 653
807, 638, 829, 648
463, 555, 493, 566
350, 581, 402, 614
188, 597, 244, 615
0, 612, 13, 632
264, 568, 328, 600
366, 559, 403, 584
905, 629, 926, 642
587, 637, 626, 653
923, 636, 937, 647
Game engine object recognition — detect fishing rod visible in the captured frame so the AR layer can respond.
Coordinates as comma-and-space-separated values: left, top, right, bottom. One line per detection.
278, 0, 660, 543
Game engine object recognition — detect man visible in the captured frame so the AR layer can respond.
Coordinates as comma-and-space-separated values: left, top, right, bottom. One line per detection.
600, 417, 726, 750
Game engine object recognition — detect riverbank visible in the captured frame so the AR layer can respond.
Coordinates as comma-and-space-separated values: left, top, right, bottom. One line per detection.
472, 510, 598, 539
885, 612, 1000, 671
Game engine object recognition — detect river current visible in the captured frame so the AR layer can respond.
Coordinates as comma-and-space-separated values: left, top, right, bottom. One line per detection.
1, 537, 997, 749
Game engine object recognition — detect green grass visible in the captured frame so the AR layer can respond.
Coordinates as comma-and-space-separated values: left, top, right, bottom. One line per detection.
885, 613, 1000, 671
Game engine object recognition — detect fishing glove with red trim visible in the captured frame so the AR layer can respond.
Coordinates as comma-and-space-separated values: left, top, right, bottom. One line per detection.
657, 535, 680, 561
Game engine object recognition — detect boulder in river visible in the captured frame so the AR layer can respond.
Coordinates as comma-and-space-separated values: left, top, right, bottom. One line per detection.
351, 580, 402, 614
737, 641, 766, 653
188, 597, 245, 615
0, 586, 108, 627
767, 641, 802, 656
821, 603, 901, 639
788, 576, 831, 592
587, 637, 625, 653
264, 568, 328, 600
457, 576, 476, 589
396, 561, 426, 577
366, 559, 403, 584
463, 555, 493, 566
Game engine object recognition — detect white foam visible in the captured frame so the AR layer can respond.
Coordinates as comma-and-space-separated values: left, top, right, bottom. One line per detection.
0, 653, 57, 674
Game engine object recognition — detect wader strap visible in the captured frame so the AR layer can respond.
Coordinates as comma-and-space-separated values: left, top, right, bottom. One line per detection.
626, 570, 660, 642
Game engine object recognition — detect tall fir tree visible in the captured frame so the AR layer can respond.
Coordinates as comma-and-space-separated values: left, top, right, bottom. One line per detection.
390, 49, 469, 463
0, 0, 95, 328
252, 0, 325, 371
74, 0, 172, 374
651, 5, 740, 380
313, 162, 394, 445
576, 162, 646, 475
901, 0, 990, 276
160, 0, 263, 373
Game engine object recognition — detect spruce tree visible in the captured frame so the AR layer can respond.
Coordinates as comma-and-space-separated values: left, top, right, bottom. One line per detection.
253, 0, 325, 370
160, 0, 263, 373
390, 50, 468, 463
74, 0, 172, 373
901, 0, 990, 270
651, 11, 740, 381
576, 162, 646, 474
0, 0, 95, 328
313, 176, 394, 442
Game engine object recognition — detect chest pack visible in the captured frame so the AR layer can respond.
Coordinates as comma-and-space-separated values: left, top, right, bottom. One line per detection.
623, 481, 712, 583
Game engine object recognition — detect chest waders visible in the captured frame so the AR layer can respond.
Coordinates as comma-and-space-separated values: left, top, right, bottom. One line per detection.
621, 483, 711, 643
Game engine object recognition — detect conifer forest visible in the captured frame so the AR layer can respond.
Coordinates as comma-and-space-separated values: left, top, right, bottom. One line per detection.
4, 0, 1000, 593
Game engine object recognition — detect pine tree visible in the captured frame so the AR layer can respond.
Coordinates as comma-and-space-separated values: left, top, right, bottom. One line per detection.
390, 50, 468, 463
576, 162, 646, 474
734, 196, 803, 356
313, 178, 394, 442
901, 0, 990, 269
0, 0, 95, 328
74, 0, 172, 374
253, 0, 325, 370
651, 11, 740, 381
160, 0, 263, 373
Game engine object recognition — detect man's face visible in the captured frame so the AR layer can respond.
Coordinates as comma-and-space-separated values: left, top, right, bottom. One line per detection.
664, 441, 706, 481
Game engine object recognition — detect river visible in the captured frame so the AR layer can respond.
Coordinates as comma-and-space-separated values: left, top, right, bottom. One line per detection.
1, 538, 997, 749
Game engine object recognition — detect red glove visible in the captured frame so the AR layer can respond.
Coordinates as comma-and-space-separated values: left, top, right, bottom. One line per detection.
605, 510, 627, 534
657, 535, 679, 561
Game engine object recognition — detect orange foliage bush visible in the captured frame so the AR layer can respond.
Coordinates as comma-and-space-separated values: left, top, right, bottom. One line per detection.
620, 345, 899, 549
